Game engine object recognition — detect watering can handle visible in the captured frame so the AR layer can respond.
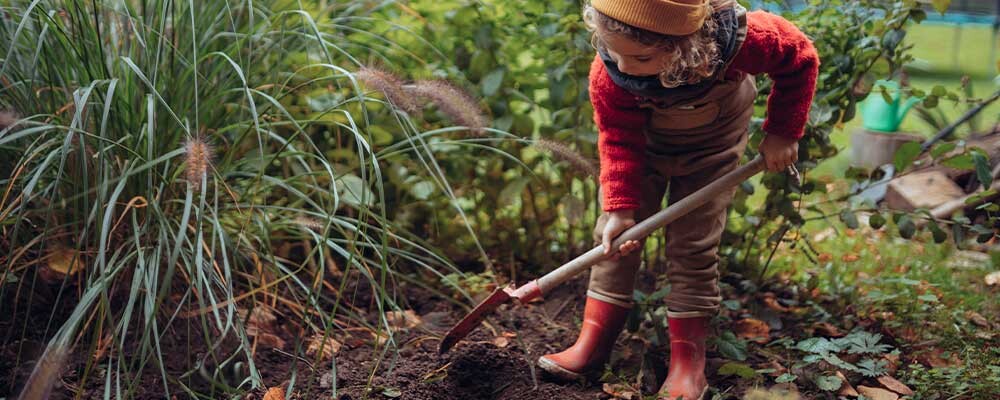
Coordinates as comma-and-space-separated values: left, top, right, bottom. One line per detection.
520, 157, 766, 298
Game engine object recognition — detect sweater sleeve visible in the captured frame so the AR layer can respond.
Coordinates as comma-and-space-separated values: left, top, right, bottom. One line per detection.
730, 11, 820, 140
589, 55, 649, 212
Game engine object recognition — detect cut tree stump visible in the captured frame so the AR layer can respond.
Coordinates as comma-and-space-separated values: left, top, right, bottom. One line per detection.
850, 129, 923, 170
885, 170, 966, 211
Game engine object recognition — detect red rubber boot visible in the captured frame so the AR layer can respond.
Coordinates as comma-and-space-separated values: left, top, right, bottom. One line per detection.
659, 316, 710, 400
537, 296, 629, 381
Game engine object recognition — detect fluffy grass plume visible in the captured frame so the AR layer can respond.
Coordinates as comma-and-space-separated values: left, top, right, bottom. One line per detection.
184, 136, 214, 189
533, 138, 599, 178
408, 79, 488, 133
355, 66, 419, 113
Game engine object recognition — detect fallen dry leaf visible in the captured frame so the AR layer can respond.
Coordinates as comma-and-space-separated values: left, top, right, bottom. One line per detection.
967, 311, 990, 328
857, 385, 899, 400
883, 353, 900, 375
817, 253, 833, 263
492, 336, 510, 348
385, 310, 422, 330
602, 383, 637, 400
918, 348, 962, 368
812, 322, 845, 338
877, 375, 914, 396
262, 387, 284, 400
306, 334, 342, 360
842, 253, 860, 262
42, 246, 84, 280
240, 307, 285, 349
255, 332, 286, 349
762, 293, 791, 312
986, 271, 1000, 286
733, 318, 770, 343
836, 371, 859, 397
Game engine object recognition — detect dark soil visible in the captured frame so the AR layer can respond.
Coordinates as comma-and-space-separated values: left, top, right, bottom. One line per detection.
2, 264, 861, 400
1, 267, 619, 400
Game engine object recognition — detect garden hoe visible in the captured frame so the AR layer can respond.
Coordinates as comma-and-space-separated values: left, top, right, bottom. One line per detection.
439, 156, 767, 354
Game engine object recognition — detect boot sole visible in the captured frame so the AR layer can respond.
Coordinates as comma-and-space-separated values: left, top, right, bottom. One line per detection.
536, 356, 587, 382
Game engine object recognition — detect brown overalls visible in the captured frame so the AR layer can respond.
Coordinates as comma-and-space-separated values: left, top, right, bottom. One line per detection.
588, 5, 754, 317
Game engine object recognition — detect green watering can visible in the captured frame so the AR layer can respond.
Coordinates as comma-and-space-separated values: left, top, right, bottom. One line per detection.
859, 79, 921, 132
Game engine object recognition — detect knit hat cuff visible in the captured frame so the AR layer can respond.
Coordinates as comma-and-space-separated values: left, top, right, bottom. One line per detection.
591, 0, 709, 36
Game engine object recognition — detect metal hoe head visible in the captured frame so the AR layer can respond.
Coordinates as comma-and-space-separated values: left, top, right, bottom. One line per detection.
438, 286, 513, 354
438, 280, 542, 354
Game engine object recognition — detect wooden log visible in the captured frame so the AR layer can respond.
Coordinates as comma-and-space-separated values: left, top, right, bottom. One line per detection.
884, 170, 966, 211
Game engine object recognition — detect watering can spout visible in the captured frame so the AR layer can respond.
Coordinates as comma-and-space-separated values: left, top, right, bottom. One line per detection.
898, 96, 921, 121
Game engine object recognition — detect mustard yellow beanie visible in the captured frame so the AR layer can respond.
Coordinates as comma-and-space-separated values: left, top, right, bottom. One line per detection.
591, 0, 710, 36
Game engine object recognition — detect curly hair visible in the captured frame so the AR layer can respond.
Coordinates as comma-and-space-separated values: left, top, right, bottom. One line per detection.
583, 0, 731, 88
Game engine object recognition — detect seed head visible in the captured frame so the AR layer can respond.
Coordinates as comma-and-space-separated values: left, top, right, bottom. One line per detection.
0, 109, 20, 131
184, 137, 213, 189
355, 67, 419, 113
533, 138, 599, 178
408, 80, 488, 135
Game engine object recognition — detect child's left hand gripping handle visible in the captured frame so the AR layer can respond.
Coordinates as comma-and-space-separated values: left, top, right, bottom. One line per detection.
531, 157, 766, 296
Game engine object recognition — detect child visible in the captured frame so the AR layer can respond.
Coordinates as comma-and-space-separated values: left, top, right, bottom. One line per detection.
536, 0, 819, 399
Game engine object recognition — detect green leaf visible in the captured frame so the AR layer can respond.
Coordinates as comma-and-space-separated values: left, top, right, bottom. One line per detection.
837, 331, 892, 355
722, 299, 741, 311
923, 95, 939, 108
931, 85, 948, 97
337, 174, 375, 207
893, 141, 921, 172
880, 87, 894, 105
840, 209, 860, 229
918, 294, 939, 303
796, 337, 839, 355
973, 151, 992, 188
409, 181, 435, 201
718, 362, 757, 379
481, 68, 505, 97
716, 331, 748, 361
941, 154, 975, 170
869, 213, 886, 229
898, 215, 917, 239
856, 358, 889, 377
952, 222, 965, 245
930, 221, 948, 243
815, 375, 843, 391
498, 177, 532, 207
382, 387, 402, 398
930, 142, 957, 159
775, 373, 797, 383
932, 0, 951, 14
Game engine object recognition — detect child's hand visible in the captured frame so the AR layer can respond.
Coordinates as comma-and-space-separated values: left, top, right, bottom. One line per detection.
759, 134, 799, 172
602, 210, 641, 258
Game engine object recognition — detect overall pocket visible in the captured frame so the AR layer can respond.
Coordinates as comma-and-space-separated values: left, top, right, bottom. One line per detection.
647, 101, 721, 131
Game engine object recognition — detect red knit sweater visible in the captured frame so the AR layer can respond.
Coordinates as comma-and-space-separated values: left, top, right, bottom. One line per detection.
593, 11, 820, 211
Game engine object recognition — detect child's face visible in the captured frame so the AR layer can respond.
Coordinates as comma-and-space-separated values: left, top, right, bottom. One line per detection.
597, 29, 666, 77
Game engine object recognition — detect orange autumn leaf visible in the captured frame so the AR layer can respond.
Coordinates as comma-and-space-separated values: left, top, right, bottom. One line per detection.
733, 318, 770, 343
263, 387, 285, 400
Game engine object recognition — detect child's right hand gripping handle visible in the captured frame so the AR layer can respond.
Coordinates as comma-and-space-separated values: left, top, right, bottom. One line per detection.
531, 156, 767, 297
